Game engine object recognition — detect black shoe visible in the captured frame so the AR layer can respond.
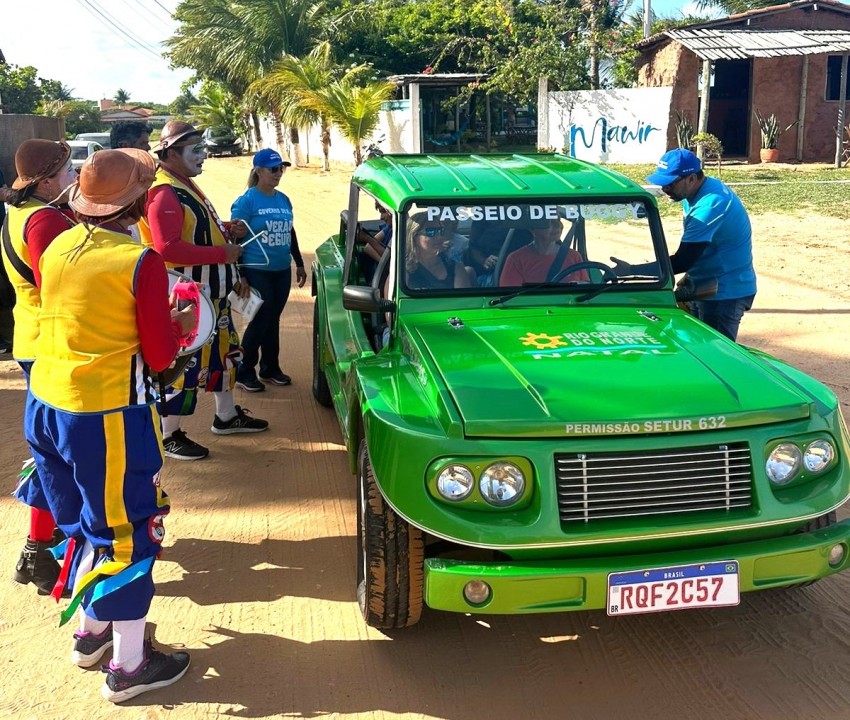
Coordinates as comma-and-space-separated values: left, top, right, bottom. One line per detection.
211, 405, 269, 435
101, 639, 191, 703
71, 625, 113, 668
12, 538, 61, 595
235, 378, 266, 393
162, 429, 209, 461
259, 371, 291, 386
50, 527, 66, 548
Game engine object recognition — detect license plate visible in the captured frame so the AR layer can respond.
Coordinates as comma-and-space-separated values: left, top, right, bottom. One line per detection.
607, 561, 739, 616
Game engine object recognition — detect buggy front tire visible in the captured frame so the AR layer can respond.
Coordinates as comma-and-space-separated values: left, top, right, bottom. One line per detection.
356, 440, 424, 629
788, 511, 838, 589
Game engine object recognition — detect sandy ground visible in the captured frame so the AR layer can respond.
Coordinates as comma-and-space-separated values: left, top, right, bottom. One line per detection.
1, 156, 850, 720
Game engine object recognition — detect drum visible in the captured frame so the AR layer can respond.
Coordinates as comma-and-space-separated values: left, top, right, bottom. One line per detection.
167, 270, 216, 355
160, 271, 216, 387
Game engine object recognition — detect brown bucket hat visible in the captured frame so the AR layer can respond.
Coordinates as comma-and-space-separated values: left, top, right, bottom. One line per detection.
69, 149, 156, 217
11, 139, 72, 190
151, 120, 202, 153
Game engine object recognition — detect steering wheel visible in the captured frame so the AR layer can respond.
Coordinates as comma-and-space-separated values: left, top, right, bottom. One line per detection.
552, 261, 618, 283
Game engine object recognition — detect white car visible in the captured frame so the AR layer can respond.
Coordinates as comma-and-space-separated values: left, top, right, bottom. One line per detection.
68, 140, 104, 171
74, 132, 112, 149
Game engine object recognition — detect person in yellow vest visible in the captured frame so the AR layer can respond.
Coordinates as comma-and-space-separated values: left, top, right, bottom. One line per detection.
138, 121, 268, 460
1, 139, 76, 595
25, 148, 196, 703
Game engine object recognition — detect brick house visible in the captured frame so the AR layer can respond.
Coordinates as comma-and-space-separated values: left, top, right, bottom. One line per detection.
635, 0, 850, 162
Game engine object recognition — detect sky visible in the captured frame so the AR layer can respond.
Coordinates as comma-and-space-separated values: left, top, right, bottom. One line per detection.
1, 0, 193, 105
1, 0, 705, 108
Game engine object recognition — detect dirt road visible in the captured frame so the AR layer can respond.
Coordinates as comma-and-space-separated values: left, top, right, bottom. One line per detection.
1, 156, 849, 720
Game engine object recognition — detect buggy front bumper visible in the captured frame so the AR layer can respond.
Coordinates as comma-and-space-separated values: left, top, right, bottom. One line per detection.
423, 519, 850, 615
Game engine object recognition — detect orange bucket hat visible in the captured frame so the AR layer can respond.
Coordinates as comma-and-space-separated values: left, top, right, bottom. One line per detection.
69, 148, 156, 217
151, 120, 202, 153
11, 139, 72, 190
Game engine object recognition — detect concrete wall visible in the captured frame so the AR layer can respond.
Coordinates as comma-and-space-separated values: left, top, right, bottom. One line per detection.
547, 88, 672, 163
253, 108, 414, 168
0, 115, 65, 187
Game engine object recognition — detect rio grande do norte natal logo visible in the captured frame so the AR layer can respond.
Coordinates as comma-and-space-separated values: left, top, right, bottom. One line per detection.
519, 330, 669, 358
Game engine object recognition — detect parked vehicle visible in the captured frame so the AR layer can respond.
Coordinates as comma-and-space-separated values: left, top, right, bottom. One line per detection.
68, 140, 104, 171
74, 132, 111, 149
203, 127, 242, 157
362, 134, 385, 160
311, 152, 850, 630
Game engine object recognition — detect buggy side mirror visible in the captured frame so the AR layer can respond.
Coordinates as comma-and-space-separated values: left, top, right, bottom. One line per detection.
343, 285, 396, 313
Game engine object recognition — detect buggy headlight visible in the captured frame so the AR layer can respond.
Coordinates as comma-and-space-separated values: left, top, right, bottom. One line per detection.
479, 462, 525, 506
766, 443, 802, 485
436, 464, 474, 501
804, 440, 834, 473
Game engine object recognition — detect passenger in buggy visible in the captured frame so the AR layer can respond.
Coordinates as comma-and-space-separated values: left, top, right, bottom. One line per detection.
499, 217, 588, 287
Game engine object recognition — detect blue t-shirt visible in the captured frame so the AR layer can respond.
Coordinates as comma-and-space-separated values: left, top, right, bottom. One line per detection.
378, 221, 392, 248
230, 187, 294, 271
681, 176, 756, 300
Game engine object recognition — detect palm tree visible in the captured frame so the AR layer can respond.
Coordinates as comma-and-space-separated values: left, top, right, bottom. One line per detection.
114, 88, 131, 105
309, 79, 396, 165
253, 42, 371, 170
580, 0, 628, 89
189, 81, 249, 139
165, 0, 328, 164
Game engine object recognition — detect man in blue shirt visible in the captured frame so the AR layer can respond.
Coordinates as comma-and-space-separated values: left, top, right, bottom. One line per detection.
614, 148, 757, 341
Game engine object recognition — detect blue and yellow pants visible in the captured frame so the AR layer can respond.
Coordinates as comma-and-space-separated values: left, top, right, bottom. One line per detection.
13, 360, 51, 512
24, 398, 170, 621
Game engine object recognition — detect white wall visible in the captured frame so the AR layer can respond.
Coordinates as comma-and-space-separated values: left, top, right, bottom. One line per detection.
253, 107, 415, 167
546, 88, 673, 164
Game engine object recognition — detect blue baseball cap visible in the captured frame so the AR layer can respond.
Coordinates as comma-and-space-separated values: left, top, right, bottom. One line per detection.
252, 148, 291, 168
645, 148, 702, 186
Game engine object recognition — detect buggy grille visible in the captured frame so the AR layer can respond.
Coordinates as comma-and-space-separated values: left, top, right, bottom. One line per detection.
555, 443, 753, 523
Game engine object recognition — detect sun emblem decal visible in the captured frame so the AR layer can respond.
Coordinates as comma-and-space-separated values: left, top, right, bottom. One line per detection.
520, 332, 567, 349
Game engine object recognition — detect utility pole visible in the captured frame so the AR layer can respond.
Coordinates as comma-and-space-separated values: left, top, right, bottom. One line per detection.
643, 0, 652, 38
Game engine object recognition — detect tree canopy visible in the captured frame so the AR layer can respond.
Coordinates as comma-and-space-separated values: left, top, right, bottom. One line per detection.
0, 64, 60, 114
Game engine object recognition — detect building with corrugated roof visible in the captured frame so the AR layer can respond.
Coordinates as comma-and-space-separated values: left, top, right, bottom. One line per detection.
635, 0, 850, 163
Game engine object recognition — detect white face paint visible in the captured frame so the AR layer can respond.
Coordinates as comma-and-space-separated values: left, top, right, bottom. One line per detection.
178, 142, 206, 177
55, 161, 77, 193
41, 160, 78, 204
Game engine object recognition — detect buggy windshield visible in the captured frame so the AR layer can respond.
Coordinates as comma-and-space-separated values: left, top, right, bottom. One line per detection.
400, 200, 663, 294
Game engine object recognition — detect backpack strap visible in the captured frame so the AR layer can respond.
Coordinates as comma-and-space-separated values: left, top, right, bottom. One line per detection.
1, 215, 36, 287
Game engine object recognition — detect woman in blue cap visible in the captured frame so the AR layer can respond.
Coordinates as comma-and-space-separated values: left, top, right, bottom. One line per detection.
230, 148, 307, 391
612, 148, 756, 342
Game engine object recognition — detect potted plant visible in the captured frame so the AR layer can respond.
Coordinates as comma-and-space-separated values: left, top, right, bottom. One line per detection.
754, 110, 794, 163
675, 111, 694, 150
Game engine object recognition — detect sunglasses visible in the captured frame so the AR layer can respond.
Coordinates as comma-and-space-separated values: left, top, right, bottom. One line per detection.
264, 165, 286, 172
418, 226, 445, 238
